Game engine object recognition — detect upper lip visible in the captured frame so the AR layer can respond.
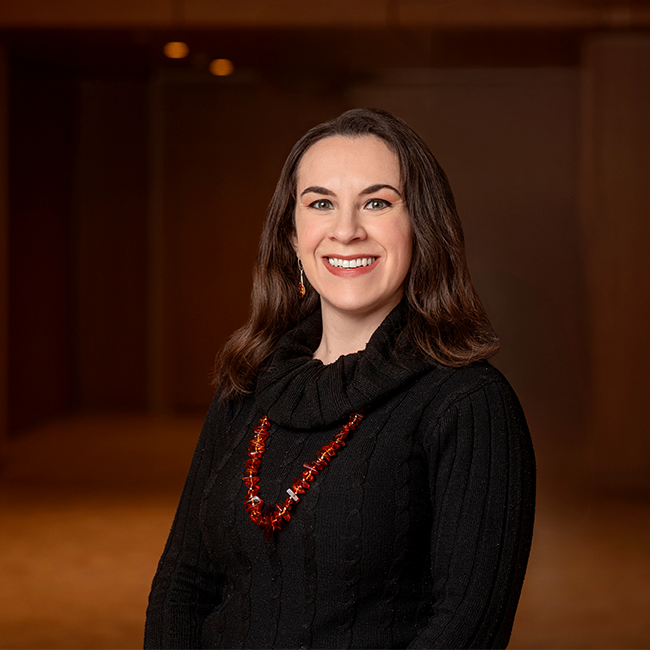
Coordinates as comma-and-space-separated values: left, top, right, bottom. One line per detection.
323, 254, 378, 260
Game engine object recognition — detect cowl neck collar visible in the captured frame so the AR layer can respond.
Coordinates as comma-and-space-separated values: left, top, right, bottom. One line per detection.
255, 303, 434, 429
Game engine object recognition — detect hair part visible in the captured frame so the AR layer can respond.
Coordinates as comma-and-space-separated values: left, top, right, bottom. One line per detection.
213, 108, 499, 399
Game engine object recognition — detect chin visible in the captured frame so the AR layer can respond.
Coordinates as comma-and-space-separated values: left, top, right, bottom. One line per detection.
326, 298, 398, 319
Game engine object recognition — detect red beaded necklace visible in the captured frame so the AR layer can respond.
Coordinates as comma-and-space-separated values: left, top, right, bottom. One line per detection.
242, 410, 365, 539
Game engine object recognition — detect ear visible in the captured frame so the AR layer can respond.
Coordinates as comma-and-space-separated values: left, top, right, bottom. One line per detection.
291, 232, 299, 255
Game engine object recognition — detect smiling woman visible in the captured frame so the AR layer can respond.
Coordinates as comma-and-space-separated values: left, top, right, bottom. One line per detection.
144, 109, 536, 649
293, 136, 413, 363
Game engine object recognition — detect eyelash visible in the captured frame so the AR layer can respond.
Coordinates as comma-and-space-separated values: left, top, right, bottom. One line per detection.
308, 198, 392, 210
309, 199, 334, 210
365, 199, 391, 210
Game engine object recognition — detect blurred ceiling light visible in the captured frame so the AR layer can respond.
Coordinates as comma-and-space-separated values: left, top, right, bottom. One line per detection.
210, 59, 234, 76
164, 42, 189, 59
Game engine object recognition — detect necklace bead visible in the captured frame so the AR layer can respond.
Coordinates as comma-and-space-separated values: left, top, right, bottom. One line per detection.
242, 410, 364, 539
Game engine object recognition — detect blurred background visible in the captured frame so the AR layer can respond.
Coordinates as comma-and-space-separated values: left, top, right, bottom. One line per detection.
0, 0, 649, 648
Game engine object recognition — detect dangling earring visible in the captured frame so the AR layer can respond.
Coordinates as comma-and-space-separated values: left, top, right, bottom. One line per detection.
297, 259, 306, 299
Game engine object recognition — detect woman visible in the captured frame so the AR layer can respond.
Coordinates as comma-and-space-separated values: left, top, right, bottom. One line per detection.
145, 108, 535, 649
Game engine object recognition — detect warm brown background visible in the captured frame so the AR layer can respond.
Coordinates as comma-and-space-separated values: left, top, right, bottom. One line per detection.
1, 1, 649, 648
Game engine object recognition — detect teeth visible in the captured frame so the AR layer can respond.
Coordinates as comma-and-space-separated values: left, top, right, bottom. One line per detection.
327, 257, 376, 269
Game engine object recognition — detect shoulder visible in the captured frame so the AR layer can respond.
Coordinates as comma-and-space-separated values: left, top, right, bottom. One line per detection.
412, 361, 528, 438
199, 389, 257, 447
417, 360, 517, 404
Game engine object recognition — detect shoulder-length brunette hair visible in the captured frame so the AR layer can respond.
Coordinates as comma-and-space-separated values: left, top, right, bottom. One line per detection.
214, 108, 499, 399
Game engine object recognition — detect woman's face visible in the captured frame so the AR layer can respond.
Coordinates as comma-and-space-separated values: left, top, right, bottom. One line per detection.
293, 135, 413, 324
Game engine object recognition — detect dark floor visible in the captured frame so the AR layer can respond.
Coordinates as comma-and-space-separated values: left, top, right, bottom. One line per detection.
0, 413, 649, 649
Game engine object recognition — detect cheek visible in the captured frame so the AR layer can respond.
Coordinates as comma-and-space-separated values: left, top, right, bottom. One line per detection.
405, 232, 414, 264
294, 217, 325, 255
394, 221, 414, 265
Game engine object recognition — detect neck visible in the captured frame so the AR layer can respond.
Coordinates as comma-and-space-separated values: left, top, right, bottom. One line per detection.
313, 300, 399, 365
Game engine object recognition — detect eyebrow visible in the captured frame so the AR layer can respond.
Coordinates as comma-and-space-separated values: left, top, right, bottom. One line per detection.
299, 183, 402, 197
361, 184, 402, 197
300, 185, 332, 197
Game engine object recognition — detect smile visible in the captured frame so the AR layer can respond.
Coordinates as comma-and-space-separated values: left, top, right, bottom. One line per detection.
327, 257, 377, 269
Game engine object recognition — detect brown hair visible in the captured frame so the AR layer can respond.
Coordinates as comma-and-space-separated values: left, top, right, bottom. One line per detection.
213, 108, 499, 399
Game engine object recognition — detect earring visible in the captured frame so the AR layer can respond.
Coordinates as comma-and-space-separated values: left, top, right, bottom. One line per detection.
297, 259, 306, 299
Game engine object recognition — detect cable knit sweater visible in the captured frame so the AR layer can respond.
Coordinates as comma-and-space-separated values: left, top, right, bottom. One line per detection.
144, 305, 535, 649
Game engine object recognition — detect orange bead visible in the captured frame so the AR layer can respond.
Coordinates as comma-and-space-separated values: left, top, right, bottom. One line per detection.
292, 479, 306, 494
321, 447, 335, 458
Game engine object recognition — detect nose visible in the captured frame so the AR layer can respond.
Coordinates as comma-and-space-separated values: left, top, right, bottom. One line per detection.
329, 204, 366, 243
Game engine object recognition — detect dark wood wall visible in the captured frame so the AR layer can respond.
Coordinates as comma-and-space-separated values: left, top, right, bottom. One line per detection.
581, 35, 650, 490
8, 63, 77, 430
74, 80, 149, 410
0, 45, 7, 464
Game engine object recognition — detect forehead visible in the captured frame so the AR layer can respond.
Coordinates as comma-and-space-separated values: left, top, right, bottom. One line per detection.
296, 135, 401, 187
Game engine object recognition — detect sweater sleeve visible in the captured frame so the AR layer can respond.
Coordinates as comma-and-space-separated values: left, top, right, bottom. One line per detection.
144, 395, 227, 649
409, 375, 536, 649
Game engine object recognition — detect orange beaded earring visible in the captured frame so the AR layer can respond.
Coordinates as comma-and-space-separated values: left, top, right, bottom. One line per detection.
297, 259, 306, 299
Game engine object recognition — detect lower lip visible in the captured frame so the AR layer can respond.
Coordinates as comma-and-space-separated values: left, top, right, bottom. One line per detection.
323, 258, 379, 277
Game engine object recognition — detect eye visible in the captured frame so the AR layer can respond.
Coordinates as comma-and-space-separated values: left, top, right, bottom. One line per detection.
309, 199, 333, 210
365, 198, 391, 210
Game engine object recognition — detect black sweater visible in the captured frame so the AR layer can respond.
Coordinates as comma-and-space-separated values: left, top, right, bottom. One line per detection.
144, 306, 535, 649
